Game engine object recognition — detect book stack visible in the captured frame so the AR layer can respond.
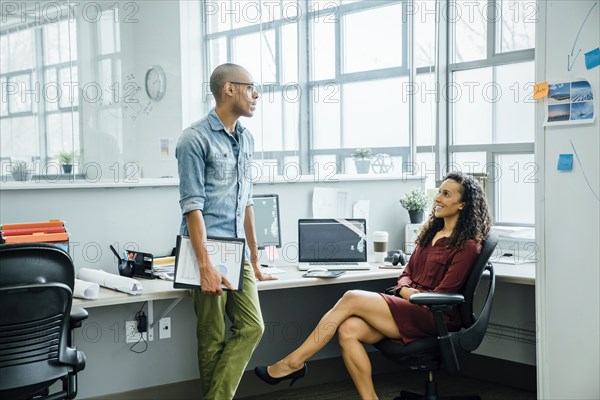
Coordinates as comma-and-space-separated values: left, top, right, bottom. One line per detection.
1, 220, 70, 252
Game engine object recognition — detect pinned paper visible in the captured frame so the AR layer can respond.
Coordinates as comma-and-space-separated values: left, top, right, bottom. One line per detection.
533, 82, 549, 99
585, 48, 600, 70
557, 154, 573, 171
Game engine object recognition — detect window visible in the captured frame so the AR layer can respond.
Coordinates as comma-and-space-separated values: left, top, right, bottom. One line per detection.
446, 0, 535, 225
0, 19, 79, 173
202, 0, 417, 176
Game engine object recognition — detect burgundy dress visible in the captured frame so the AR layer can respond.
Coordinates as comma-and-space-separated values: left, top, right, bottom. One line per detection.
381, 237, 481, 343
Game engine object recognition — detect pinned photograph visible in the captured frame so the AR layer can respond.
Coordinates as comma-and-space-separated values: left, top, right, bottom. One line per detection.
545, 79, 595, 126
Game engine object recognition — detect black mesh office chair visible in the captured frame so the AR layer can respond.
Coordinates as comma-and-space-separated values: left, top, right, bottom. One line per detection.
0, 243, 88, 400
375, 234, 498, 400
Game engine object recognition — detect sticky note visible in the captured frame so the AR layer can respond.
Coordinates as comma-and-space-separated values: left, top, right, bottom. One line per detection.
585, 48, 600, 70
557, 154, 573, 171
533, 82, 549, 99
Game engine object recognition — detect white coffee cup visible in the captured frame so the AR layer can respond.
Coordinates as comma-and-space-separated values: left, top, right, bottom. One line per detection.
372, 231, 389, 263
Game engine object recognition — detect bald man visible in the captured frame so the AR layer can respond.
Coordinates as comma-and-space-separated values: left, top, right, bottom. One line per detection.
176, 63, 276, 399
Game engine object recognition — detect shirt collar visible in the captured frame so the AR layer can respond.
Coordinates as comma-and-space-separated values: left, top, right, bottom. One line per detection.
207, 108, 245, 136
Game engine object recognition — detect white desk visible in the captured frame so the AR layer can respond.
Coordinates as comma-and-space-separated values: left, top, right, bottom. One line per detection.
73, 263, 402, 308
73, 262, 535, 309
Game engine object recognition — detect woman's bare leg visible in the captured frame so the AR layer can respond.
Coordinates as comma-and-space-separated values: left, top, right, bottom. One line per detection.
338, 316, 386, 399
267, 290, 401, 378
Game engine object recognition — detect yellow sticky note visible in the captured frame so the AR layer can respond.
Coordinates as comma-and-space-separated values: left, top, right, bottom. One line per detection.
533, 82, 549, 99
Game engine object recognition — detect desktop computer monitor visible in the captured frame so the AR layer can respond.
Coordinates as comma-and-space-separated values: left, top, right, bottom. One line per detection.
252, 194, 281, 249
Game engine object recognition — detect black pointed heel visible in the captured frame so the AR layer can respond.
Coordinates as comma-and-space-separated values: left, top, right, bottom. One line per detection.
254, 363, 307, 387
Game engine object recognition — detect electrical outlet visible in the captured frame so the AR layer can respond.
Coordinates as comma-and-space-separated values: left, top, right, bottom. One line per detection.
159, 317, 171, 339
125, 320, 147, 343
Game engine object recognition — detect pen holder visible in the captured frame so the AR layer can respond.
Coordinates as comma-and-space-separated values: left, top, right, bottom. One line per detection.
118, 259, 135, 278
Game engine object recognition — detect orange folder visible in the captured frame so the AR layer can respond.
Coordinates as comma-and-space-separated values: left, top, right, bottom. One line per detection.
3, 232, 69, 244
1, 220, 65, 231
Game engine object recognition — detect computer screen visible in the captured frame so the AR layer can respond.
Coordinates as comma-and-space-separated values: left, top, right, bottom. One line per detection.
298, 219, 367, 262
252, 194, 281, 249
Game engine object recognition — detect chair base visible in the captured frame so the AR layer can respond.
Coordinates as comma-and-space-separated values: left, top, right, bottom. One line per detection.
395, 390, 481, 400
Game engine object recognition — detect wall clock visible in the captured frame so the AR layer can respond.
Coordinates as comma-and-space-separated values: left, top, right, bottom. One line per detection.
145, 65, 166, 101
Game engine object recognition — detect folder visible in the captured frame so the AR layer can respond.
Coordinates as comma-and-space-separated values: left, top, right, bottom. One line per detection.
1, 220, 69, 252
173, 235, 245, 291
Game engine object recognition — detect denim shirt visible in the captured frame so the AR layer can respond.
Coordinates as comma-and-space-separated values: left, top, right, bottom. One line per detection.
176, 108, 254, 240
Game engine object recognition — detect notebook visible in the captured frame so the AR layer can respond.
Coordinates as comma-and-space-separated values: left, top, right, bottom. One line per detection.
298, 219, 371, 271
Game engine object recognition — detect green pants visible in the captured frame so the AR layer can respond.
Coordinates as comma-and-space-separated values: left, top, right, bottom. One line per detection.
192, 262, 264, 400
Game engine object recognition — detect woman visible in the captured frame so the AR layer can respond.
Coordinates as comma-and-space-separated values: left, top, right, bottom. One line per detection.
255, 172, 492, 399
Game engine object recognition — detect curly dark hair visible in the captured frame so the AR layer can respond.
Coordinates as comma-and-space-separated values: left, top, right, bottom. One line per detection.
415, 171, 492, 249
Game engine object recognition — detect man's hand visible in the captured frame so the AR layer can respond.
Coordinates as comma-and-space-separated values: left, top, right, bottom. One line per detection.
200, 263, 234, 295
254, 268, 279, 281
250, 259, 278, 281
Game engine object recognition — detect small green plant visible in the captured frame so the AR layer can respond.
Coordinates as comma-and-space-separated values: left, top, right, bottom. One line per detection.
399, 188, 431, 211
57, 151, 77, 165
11, 162, 32, 181
351, 148, 373, 160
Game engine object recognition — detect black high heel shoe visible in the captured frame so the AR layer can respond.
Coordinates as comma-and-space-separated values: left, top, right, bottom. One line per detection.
254, 363, 307, 387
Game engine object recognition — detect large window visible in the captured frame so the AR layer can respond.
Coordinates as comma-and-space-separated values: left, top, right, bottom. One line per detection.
0, 19, 79, 172
201, 0, 535, 224
446, 0, 535, 225
203, 0, 418, 176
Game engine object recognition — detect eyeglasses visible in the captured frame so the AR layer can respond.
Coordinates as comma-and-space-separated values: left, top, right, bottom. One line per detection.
229, 81, 261, 95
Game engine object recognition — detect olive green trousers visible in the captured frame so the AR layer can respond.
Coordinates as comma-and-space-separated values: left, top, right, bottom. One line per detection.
192, 262, 264, 400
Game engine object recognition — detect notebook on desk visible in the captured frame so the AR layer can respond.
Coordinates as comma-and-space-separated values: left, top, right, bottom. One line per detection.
298, 219, 370, 271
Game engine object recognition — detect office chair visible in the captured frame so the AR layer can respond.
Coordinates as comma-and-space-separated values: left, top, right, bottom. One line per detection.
375, 234, 498, 400
0, 243, 88, 400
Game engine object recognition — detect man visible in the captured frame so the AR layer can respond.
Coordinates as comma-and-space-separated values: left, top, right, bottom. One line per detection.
176, 63, 277, 400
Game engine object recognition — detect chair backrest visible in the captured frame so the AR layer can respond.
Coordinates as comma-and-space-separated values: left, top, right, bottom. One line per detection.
0, 243, 76, 396
454, 234, 498, 352
0, 243, 74, 289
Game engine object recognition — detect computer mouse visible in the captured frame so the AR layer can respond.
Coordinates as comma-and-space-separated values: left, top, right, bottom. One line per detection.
307, 267, 329, 273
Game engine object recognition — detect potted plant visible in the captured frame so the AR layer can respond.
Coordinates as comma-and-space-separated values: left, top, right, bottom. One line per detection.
351, 148, 373, 174
57, 151, 77, 174
11, 162, 33, 182
399, 188, 431, 223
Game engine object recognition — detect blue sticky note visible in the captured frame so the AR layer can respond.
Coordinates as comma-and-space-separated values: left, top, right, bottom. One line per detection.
585, 48, 600, 70
557, 154, 573, 171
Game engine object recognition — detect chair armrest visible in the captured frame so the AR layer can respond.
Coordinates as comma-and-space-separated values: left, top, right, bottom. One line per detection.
409, 292, 464, 306
410, 293, 464, 312
70, 306, 89, 329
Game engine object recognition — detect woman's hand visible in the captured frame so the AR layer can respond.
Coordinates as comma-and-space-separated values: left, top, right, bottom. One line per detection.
399, 286, 420, 300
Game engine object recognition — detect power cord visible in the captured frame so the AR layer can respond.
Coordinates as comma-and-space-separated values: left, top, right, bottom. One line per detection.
130, 302, 148, 354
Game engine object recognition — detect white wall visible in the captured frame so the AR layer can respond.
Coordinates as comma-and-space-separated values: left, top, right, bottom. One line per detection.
536, 1, 600, 398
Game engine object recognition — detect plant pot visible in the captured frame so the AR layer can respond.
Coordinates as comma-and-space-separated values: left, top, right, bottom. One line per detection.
354, 159, 372, 174
408, 210, 423, 224
62, 164, 73, 174
11, 167, 32, 182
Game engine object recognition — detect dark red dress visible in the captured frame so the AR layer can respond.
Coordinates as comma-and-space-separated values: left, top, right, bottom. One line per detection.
381, 237, 481, 343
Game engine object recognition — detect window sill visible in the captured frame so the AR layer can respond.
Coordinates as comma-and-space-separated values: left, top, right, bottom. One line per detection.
1, 173, 423, 190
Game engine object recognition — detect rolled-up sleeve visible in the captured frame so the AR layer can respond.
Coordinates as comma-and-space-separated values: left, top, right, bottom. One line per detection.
176, 129, 206, 215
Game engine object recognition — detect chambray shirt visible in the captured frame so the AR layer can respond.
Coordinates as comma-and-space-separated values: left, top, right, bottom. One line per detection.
176, 108, 255, 240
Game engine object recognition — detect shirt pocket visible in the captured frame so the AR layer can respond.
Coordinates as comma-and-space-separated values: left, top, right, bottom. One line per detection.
426, 252, 448, 287
242, 152, 254, 181
206, 153, 237, 182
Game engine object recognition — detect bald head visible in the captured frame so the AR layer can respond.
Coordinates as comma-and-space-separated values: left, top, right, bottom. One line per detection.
210, 63, 248, 103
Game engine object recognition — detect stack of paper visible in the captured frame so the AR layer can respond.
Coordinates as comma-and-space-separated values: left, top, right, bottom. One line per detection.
152, 256, 176, 280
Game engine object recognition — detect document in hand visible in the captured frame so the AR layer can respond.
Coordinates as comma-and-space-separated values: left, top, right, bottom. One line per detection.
173, 235, 246, 291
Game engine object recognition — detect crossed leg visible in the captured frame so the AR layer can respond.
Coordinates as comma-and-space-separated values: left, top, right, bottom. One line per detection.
267, 290, 402, 400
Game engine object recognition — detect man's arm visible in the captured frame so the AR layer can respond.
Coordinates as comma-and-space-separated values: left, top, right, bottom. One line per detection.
243, 205, 277, 281
186, 210, 233, 294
